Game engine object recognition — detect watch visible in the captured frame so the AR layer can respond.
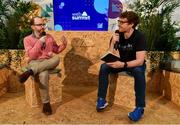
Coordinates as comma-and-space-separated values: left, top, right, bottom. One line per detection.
124, 62, 127, 68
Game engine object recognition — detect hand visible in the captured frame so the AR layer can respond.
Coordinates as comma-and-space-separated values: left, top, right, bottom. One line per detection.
112, 33, 119, 44
60, 35, 67, 46
39, 36, 46, 44
106, 61, 124, 68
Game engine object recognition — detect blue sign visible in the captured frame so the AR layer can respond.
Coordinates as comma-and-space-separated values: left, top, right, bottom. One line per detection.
53, 0, 109, 31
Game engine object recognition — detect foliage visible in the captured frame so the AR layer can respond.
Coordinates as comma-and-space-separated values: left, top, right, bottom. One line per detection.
18, 28, 32, 49
129, 0, 180, 51
0, 0, 39, 49
0, 27, 8, 48
0, 0, 10, 28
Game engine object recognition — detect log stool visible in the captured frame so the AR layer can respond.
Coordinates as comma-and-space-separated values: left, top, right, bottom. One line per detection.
24, 69, 62, 107
108, 71, 134, 107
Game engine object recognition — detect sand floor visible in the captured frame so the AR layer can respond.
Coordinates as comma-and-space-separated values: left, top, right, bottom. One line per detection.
0, 85, 180, 124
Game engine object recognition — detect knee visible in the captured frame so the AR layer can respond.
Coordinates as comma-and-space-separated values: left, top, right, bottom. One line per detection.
100, 63, 110, 72
50, 56, 60, 67
54, 56, 60, 63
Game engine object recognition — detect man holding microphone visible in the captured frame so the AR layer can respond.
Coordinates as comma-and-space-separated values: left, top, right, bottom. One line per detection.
19, 16, 67, 115
96, 11, 147, 122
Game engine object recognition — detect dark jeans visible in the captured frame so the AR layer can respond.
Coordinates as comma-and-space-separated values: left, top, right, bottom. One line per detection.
98, 63, 146, 107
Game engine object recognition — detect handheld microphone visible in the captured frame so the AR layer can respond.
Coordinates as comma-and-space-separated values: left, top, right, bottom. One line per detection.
114, 30, 120, 50
115, 30, 120, 34
41, 31, 46, 36
41, 31, 46, 49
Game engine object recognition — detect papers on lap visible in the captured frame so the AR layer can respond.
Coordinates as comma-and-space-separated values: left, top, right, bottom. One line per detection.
101, 51, 120, 63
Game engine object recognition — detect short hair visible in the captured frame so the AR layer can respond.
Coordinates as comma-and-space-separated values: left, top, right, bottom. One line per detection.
30, 16, 43, 25
120, 11, 140, 28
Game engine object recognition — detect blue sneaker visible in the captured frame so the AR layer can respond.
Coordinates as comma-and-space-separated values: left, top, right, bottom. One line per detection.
96, 97, 108, 112
128, 107, 144, 122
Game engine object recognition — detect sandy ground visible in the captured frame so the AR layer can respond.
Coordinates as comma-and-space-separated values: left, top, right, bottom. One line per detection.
0, 85, 180, 124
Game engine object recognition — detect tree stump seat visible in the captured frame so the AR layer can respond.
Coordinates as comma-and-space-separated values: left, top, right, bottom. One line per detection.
24, 68, 62, 107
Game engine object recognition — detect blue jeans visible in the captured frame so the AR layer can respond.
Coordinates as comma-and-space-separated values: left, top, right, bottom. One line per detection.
98, 63, 146, 107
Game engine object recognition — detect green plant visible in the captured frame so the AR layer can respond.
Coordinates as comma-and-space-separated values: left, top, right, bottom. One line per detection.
0, 0, 9, 49
18, 28, 32, 49
0, 28, 8, 48
0, 0, 10, 28
130, 0, 180, 51
0, 0, 39, 49
155, 15, 179, 51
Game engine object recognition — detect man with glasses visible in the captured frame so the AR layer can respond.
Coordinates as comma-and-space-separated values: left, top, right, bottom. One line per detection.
96, 11, 147, 122
19, 16, 67, 115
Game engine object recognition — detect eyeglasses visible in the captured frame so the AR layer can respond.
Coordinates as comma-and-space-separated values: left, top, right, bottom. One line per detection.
117, 20, 129, 24
33, 23, 46, 27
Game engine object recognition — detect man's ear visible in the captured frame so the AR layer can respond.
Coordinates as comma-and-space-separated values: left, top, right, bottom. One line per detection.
129, 23, 134, 28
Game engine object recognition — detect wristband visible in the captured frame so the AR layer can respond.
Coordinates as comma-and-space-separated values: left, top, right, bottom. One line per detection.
124, 62, 127, 68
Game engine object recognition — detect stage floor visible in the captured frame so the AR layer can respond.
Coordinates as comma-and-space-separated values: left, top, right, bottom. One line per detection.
0, 85, 180, 124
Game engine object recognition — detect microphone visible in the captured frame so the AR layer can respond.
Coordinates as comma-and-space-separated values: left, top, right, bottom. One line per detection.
41, 31, 46, 49
115, 30, 120, 34
114, 30, 120, 50
41, 31, 46, 36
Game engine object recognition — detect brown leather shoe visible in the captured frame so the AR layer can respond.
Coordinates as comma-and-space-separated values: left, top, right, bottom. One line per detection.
19, 69, 33, 83
42, 102, 52, 115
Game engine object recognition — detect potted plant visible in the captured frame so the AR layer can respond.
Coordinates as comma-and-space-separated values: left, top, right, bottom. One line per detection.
130, 0, 180, 71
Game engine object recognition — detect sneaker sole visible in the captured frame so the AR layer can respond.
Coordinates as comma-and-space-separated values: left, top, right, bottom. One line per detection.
96, 102, 108, 112
128, 113, 134, 121
128, 113, 144, 122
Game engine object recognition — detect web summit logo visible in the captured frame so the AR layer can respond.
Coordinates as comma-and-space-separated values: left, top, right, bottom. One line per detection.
72, 11, 90, 20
